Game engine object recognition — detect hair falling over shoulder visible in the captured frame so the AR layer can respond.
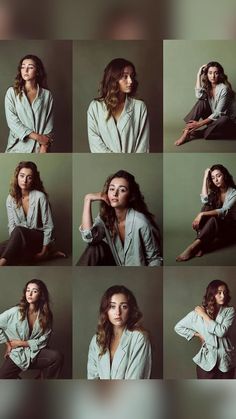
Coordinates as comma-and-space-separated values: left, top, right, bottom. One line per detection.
96, 285, 144, 356
13, 54, 48, 96
10, 161, 48, 207
19, 279, 53, 332
202, 279, 231, 320
201, 61, 234, 96
100, 169, 160, 239
96, 58, 138, 120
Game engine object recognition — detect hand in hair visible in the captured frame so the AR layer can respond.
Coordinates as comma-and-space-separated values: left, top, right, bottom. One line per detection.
85, 192, 110, 205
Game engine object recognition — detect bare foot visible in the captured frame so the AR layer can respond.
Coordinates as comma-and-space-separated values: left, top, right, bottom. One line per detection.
174, 129, 189, 146
176, 240, 201, 262
0, 258, 7, 266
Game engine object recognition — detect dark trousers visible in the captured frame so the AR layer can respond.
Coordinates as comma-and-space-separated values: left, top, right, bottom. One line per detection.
184, 99, 236, 139
0, 226, 43, 265
0, 348, 63, 379
196, 364, 235, 379
77, 241, 116, 266
197, 216, 236, 252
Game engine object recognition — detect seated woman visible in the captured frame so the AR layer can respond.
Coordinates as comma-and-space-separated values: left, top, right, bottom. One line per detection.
175, 62, 236, 146
87, 58, 149, 153
5, 54, 53, 153
175, 280, 235, 379
0, 279, 63, 379
87, 285, 152, 379
0, 161, 65, 266
79, 170, 162, 266
176, 164, 236, 261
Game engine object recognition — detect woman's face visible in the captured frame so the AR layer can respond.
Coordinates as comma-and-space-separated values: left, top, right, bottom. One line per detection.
17, 167, 34, 191
214, 285, 227, 306
25, 283, 40, 304
118, 66, 134, 94
20, 59, 37, 83
211, 169, 225, 188
107, 293, 129, 328
207, 66, 220, 85
107, 177, 130, 209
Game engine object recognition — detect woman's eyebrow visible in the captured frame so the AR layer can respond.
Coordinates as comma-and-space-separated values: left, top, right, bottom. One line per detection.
109, 183, 128, 189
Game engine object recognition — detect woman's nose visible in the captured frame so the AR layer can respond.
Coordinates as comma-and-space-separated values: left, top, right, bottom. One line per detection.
114, 189, 119, 196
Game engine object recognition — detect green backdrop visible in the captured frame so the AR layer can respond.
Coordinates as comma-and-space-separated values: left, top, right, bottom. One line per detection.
0, 154, 72, 264
0, 267, 72, 378
164, 40, 236, 152
164, 153, 236, 266
0, 41, 72, 152
164, 266, 236, 379
73, 153, 163, 265
73, 267, 163, 378
73, 41, 163, 152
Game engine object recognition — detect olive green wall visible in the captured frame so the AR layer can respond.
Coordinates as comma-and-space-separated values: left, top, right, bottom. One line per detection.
73, 41, 163, 152
164, 266, 236, 379
0, 154, 72, 260
73, 153, 163, 265
73, 267, 163, 378
0, 41, 72, 152
164, 153, 236, 265
164, 40, 236, 130
0, 267, 72, 378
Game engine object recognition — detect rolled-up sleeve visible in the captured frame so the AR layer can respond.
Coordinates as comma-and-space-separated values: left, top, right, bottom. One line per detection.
174, 311, 196, 341
195, 87, 206, 99
27, 328, 51, 353
79, 216, 105, 244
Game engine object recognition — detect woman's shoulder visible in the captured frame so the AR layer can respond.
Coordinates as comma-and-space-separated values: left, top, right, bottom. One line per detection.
5, 86, 16, 98
126, 329, 150, 345
88, 99, 105, 112
1, 306, 19, 316
89, 334, 99, 349
130, 209, 151, 226
222, 306, 235, 315
127, 97, 147, 110
217, 83, 230, 93
30, 190, 47, 200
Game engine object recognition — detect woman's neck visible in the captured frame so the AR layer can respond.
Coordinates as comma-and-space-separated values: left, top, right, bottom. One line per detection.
21, 190, 30, 199
112, 325, 125, 338
24, 80, 37, 92
28, 303, 38, 314
115, 208, 128, 223
117, 92, 126, 105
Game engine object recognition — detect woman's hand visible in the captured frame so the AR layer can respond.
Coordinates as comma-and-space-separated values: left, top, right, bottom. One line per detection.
195, 306, 205, 317
192, 213, 203, 230
185, 120, 201, 132
85, 192, 110, 206
194, 332, 205, 344
34, 245, 49, 261
4, 342, 12, 358
204, 168, 211, 178
9, 339, 25, 349
197, 64, 207, 76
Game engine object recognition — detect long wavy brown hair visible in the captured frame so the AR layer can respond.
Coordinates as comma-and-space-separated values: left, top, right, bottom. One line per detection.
206, 164, 236, 209
19, 279, 53, 332
201, 61, 233, 96
10, 161, 48, 207
100, 170, 160, 239
96, 285, 144, 356
13, 54, 48, 96
202, 279, 231, 320
96, 58, 138, 119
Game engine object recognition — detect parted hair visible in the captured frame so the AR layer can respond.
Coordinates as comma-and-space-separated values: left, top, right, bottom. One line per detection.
96, 285, 144, 356
96, 58, 138, 119
10, 161, 48, 207
202, 279, 231, 320
14, 54, 48, 96
202, 61, 233, 95
19, 279, 53, 332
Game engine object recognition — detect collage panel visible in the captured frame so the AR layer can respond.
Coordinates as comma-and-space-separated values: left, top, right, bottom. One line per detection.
73, 153, 163, 266
164, 40, 236, 153
73, 267, 163, 379
164, 153, 236, 265
73, 40, 162, 153
0, 40, 72, 153
164, 266, 236, 379
0, 266, 72, 379
0, 154, 72, 266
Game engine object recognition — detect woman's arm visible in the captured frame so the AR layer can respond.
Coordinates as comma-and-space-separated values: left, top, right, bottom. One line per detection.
81, 193, 109, 231
174, 311, 197, 341
124, 332, 152, 379
135, 102, 150, 153
87, 102, 113, 153
195, 64, 206, 90
34, 194, 54, 261
196, 306, 235, 338
140, 224, 162, 266
87, 335, 99, 379
6, 195, 16, 236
